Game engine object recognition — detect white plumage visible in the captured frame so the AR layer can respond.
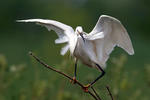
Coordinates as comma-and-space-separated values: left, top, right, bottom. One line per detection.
17, 15, 134, 69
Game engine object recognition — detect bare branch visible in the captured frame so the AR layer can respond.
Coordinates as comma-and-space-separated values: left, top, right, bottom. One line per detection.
29, 51, 99, 100
106, 85, 114, 100
88, 91, 99, 100
91, 86, 102, 100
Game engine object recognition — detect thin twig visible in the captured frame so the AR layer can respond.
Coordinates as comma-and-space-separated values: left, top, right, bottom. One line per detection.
29, 51, 99, 100
106, 85, 114, 100
88, 91, 99, 100
91, 86, 102, 100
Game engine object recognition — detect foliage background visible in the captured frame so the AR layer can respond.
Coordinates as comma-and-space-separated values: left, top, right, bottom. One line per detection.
0, 0, 150, 100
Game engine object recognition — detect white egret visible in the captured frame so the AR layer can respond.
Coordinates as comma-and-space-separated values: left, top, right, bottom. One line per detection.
17, 15, 134, 91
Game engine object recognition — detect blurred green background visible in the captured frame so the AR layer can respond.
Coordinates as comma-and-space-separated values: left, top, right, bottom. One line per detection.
0, 0, 150, 100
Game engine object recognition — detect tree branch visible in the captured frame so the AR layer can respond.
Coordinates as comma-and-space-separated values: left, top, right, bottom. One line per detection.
106, 86, 114, 100
29, 51, 100, 100
91, 86, 102, 100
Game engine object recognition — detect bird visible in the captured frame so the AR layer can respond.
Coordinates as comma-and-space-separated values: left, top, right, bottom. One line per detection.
17, 15, 134, 92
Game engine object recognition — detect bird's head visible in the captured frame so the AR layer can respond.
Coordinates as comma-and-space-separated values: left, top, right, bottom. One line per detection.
75, 26, 85, 42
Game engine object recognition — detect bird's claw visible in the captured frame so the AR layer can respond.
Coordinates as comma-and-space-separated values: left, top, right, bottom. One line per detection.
70, 77, 77, 84
82, 84, 91, 92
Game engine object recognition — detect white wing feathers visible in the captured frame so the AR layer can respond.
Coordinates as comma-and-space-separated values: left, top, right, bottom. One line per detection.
111, 20, 134, 55
85, 32, 104, 40
61, 44, 70, 55
17, 19, 75, 55
86, 15, 134, 67
55, 36, 69, 44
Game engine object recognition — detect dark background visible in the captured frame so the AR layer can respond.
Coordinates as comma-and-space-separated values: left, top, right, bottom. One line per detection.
0, 0, 150, 100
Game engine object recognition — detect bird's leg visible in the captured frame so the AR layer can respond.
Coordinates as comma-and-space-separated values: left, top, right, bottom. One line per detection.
70, 59, 78, 84
73, 60, 78, 84
83, 64, 105, 89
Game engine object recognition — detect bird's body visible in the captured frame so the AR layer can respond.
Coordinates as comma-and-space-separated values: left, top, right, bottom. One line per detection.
74, 37, 96, 68
17, 15, 134, 88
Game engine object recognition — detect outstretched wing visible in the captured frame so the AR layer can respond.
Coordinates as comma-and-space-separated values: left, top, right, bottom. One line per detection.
17, 19, 75, 55
85, 15, 134, 67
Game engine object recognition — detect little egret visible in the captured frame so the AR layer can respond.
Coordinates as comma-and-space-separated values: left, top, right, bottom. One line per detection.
17, 15, 134, 92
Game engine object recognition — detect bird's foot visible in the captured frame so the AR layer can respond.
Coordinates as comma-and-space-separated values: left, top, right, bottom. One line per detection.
70, 77, 77, 84
82, 84, 91, 92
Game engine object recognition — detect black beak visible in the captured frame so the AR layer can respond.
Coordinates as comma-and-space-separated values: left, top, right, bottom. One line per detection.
77, 30, 85, 42
79, 33, 85, 42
